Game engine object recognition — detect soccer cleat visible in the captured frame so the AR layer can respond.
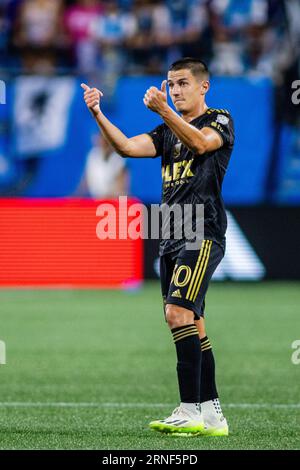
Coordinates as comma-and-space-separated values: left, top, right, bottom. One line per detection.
201, 399, 229, 436
149, 405, 205, 436
203, 415, 229, 436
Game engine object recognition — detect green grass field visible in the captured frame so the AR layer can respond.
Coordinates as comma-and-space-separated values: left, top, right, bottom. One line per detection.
0, 281, 299, 450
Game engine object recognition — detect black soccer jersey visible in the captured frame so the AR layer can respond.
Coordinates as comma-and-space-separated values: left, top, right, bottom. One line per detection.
148, 108, 234, 256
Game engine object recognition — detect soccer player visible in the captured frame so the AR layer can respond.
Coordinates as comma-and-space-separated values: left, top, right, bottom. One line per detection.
81, 57, 234, 437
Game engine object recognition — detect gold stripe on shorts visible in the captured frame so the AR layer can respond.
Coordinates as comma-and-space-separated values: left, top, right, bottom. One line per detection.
186, 240, 207, 301
190, 241, 212, 303
186, 240, 212, 302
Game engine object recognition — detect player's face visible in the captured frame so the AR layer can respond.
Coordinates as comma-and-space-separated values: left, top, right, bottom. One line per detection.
167, 69, 208, 114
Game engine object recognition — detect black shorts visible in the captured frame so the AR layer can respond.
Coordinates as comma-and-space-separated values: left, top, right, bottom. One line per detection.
160, 239, 224, 320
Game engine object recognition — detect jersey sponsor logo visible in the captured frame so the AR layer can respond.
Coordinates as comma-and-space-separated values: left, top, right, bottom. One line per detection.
210, 121, 224, 133
162, 159, 194, 183
216, 114, 229, 125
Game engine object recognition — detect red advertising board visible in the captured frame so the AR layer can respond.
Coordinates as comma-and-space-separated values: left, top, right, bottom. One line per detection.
0, 198, 143, 288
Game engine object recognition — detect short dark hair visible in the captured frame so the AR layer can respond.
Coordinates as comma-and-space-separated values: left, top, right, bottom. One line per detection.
169, 57, 209, 80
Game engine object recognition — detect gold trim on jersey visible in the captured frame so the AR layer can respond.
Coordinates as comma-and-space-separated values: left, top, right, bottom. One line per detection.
207, 108, 229, 115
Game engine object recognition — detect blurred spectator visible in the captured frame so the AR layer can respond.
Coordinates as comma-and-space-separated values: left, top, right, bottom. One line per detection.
165, 0, 210, 65
247, 0, 300, 79
90, 0, 136, 97
0, 2, 9, 66
13, 0, 63, 72
64, 0, 104, 74
83, 134, 128, 198
130, 0, 209, 73
129, 0, 159, 73
0, 0, 294, 80
282, 0, 300, 64
14, 0, 62, 47
209, 0, 269, 75
128, 0, 208, 74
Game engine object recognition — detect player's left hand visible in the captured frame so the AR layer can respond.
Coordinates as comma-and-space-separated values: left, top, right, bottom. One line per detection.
143, 80, 168, 115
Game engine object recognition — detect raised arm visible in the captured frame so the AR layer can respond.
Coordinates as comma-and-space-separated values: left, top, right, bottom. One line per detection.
81, 83, 156, 158
158, 107, 222, 154
143, 81, 222, 155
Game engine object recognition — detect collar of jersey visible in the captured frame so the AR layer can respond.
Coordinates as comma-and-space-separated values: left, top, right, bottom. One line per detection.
188, 108, 211, 124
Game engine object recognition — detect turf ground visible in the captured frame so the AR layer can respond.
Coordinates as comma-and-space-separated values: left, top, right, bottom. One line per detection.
0, 281, 299, 450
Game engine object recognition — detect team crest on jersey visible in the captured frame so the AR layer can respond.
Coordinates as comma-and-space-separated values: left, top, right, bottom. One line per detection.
216, 114, 229, 125
173, 141, 182, 159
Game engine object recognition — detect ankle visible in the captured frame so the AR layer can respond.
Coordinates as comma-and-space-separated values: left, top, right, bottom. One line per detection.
201, 398, 223, 416
181, 402, 201, 415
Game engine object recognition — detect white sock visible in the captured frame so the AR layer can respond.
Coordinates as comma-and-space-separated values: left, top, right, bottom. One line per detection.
201, 398, 223, 416
181, 402, 201, 415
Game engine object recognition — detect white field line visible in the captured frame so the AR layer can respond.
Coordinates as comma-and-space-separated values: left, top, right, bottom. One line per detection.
0, 402, 299, 409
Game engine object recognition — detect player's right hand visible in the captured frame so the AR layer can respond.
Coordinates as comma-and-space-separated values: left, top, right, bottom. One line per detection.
81, 83, 103, 116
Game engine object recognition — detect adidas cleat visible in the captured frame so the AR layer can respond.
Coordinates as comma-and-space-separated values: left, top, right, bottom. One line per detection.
203, 416, 229, 436
149, 405, 205, 436
201, 399, 229, 436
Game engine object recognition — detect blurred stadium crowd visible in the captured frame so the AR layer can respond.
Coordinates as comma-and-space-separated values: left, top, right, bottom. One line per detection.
0, 0, 299, 80
0, 0, 299, 204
